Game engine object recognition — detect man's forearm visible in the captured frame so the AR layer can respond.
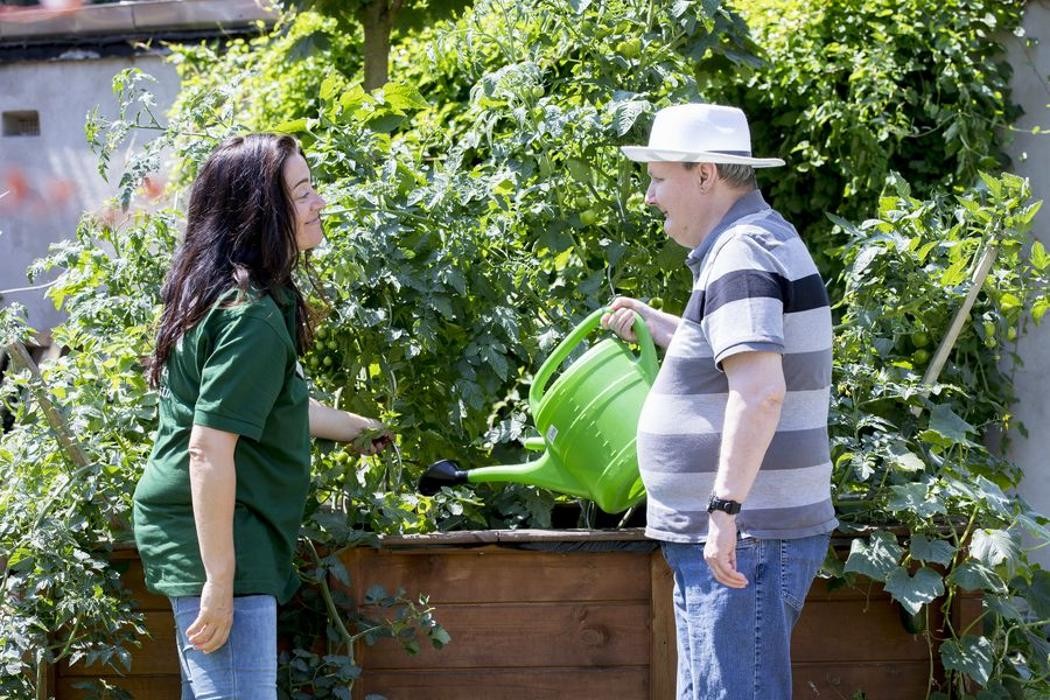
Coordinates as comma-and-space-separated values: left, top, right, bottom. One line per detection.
712, 389, 782, 502
650, 310, 681, 349
712, 352, 786, 503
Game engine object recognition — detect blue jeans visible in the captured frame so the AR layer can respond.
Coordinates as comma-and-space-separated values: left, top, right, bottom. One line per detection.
170, 594, 277, 700
662, 533, 830, 700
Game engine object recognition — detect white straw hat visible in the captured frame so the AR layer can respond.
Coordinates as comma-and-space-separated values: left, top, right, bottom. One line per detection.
621, 103, 785, 168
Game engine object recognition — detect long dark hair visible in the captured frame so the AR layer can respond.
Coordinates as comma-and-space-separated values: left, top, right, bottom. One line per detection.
149, 133, 314, 387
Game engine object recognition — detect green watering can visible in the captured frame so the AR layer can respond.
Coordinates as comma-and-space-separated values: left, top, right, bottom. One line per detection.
419, 308, 658, 513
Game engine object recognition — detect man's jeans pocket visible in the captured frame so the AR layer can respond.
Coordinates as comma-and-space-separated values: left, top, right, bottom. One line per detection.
779, 532, 831, 614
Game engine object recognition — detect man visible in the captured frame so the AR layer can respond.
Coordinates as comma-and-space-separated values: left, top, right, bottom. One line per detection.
602, 103, 837, 699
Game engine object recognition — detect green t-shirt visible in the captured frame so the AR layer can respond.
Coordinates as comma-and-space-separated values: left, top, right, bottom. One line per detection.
133, 288, 310, 604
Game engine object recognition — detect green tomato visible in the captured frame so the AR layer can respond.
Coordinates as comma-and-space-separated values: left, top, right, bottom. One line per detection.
580, 209, 598, 226
530, 85, 544, 98
910, 331, 929, 348
327, 340, 338, 352
649, 296, 664, 310
982, 321, 997, 347
911, 349, 930, 365
323, 356, 334, 368
315, 326, 327, 340
1007, 326, 1018, 342
616, 38, 641, 59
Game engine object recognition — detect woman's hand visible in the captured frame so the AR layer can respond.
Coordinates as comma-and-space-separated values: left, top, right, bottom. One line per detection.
351, 419, 394, 455
186, 577, 234, 653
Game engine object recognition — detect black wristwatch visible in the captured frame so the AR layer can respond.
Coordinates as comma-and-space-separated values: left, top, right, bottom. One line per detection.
707, 495, 742, 515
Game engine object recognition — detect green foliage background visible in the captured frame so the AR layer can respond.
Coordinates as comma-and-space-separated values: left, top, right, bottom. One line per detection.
2, 0, 1048, 697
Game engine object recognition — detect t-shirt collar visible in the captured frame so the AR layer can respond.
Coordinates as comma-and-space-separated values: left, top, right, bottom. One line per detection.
685, 189, 770, 276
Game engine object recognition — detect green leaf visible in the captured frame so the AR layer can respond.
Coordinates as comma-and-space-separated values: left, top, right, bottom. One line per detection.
274, 118, 308, 134
969, 529, 1020, 573
947, 561, 1003, 593
884, 566, 944, 615
320, 74, 341, 102
972, 475, 1012, 517
1033, 297, 1050, 324
888, 482, 947, 518
928, 404, 975, 445
1030, 240, 1050, 271
887, 442, 925, 473
941, 635, 994, 686
909, 535, 955, 566
1014, 568, 1050, 619
844, 531, 902, 582
383, 83, 430, 113
607, 99, 649, 137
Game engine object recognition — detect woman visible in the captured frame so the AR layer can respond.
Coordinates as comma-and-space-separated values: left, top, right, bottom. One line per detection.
133, 133, 389, 699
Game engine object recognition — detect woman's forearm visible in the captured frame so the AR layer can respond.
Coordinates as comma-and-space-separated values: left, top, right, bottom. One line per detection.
308, 399, 380, 441
188, 425, 238, 584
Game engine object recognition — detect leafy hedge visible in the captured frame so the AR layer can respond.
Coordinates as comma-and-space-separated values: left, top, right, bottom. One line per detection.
2, 0, 1047, 696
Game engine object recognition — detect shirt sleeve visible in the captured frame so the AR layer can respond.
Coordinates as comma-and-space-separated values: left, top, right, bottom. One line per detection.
700, 232, 786, 370
193, 312, 291, 441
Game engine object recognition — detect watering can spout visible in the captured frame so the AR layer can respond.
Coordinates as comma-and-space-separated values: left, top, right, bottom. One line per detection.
465, 452, 588, 498
418, 459, 469, 495
418, 453, 589, 500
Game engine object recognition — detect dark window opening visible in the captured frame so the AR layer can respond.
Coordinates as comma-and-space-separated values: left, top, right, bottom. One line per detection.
2, 111, 41, 137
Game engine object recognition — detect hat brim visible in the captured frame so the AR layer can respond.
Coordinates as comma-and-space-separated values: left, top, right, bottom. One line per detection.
620, 146, 785, 168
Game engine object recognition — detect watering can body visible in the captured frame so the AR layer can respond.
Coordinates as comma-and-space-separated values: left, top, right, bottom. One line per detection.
466, 308, 658, 513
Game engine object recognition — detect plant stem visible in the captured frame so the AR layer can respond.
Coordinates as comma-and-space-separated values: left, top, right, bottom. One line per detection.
304, 539, 356, 668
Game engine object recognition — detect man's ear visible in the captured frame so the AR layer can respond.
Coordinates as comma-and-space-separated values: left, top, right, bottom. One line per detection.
696, 162, 718, 192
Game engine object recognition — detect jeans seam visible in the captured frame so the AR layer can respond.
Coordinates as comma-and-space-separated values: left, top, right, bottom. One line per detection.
753, 540, 763, 700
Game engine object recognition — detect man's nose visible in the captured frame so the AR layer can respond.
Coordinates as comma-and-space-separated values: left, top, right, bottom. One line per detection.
644, 185, 657, 206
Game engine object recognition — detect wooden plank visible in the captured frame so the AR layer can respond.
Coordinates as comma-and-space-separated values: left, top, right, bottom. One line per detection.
357, 667, 649, 700
359, 602, 650, 669
793, 660, 931, 699
116, 558, 170, 612
792, 599, 930, 662
378, 528, 650, 547
349, 548, 650, 604
649, 552, 675, 700
952, 591, 984, 636
60, 612, 178, 677
56, 675, 182, 699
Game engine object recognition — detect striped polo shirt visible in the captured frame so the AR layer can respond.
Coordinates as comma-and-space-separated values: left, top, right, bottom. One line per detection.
637, 190, 838, 543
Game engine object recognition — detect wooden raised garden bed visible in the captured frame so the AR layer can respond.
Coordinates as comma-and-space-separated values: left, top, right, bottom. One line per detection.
54, 530, 978, 699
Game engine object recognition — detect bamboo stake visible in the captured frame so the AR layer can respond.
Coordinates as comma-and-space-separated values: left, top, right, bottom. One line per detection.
3, 341, 93, 700
911, 244, 999, 416
3, 341, 91, 467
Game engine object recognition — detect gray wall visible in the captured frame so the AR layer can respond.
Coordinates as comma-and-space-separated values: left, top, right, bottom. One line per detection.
0, 53, 180, 333
1005, 0, 1050, 567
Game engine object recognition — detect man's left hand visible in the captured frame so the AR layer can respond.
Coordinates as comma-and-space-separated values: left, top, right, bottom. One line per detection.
704, 511, 749, 588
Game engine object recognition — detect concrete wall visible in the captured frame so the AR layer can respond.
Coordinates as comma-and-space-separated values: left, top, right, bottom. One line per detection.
1004, 0, 1050, 568
0, 52, 180, 332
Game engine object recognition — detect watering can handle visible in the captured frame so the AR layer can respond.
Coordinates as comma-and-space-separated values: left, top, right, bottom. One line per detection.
529, 307, 658, 414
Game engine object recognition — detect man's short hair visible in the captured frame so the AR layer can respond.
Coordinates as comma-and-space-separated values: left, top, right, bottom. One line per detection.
683, 161, 757, 190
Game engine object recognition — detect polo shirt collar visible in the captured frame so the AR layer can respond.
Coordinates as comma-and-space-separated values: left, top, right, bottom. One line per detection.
685, 189, 770, 276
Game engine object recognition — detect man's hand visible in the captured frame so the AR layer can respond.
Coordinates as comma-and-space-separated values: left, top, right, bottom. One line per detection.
601, 297, 653, 343
704, 511, 748, 589
186, 577, 234, 653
